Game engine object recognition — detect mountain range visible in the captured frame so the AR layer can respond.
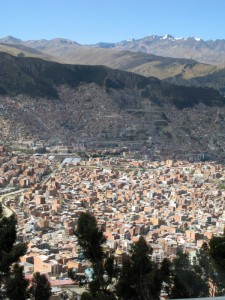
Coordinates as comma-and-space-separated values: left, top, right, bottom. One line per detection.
0, 35, 224, 85
2, 34, 225, 66
91, 34, 225, 66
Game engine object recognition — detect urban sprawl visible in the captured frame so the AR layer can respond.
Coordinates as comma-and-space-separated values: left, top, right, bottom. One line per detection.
1, 145, 225, 295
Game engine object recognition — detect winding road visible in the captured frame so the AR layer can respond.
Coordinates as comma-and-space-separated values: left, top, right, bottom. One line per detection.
0, 165, 59, 218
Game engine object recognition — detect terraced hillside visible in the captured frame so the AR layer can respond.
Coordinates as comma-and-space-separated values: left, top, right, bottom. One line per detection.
0, 52, 225, 160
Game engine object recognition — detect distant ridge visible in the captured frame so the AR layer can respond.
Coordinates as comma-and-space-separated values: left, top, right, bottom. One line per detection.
2, 34, 225, 67
90, 34, 225, 66
0, 35, 22, 44
0, 35, 220, 83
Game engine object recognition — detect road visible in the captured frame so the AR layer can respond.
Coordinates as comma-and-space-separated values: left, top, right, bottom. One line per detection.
0, 165, 59, 218
0, 188, 26, 217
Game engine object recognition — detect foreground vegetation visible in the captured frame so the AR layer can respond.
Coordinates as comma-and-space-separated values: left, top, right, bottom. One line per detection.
2, 205, 225, 299
74, 212, 225, 300
0, 204, 52, 300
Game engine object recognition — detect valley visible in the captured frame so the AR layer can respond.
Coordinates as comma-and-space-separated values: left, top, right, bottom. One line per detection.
1, 26, 225, 299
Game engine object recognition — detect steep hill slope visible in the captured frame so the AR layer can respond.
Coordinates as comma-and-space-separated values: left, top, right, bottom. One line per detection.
0, 52, 225, 160
0, 42, 55, 61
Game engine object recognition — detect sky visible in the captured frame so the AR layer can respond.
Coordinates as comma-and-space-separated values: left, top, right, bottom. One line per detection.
1, 0, 225, 44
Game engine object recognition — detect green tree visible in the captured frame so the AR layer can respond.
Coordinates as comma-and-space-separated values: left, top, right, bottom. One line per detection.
116, 236, 161, 300
68, 267, 86, 287
81, 292, 93, 300
195, 243, 218, 296
17, 52, 25, 57
75, 212, 106, 265
5, 263, 29, 300
75, 212, 116, 299
68, 267, 79, 281
208, 236, 225, 295
0, 204, 27, 299
29, 272, 52, 300
130, 236, 154, 299
80, 291, 115, 300
104, 256, 117, 286
171, 250, 209, 298
116, 259, 135, 300
209, 235, 225, 269
160, 258, 173, 298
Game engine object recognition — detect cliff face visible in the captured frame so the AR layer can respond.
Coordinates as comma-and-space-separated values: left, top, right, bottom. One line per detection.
0, 52, 225, 160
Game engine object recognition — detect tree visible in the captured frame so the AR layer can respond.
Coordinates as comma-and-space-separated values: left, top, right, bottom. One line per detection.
171, 249, 209, 299
75, 212, 106, 264
17, 52, 25, 57
116, 236, 161, 300
5, 263, 29, 300
81, 292, 93, 300
0, 203, 27, 299
29, 272, 52, 300
209, 235, 225, 269
116, 259, 135, 300
195, 243, 218, 296
208, 236, 225, 295
129, 236, 154, 300
68, 267, 87, 287
80, 291, 115, 300
68, 267, 79, 282
104, 256, 117, 286
160, 258, 173, 298
75, 213, 115, 298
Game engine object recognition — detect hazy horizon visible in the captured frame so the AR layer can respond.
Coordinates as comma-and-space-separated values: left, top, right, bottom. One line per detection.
1, 0, 225, 44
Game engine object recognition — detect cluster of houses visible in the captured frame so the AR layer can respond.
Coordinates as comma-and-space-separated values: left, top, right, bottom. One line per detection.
4, 156, 223, 283
0, 147, 53, 190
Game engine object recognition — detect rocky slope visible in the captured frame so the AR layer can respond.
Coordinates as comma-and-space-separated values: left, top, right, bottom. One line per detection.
0, 52, 225, 160
174, 68, 225, 94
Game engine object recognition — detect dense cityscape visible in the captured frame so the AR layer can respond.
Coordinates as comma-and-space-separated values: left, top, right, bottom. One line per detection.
1, 144, 225, 298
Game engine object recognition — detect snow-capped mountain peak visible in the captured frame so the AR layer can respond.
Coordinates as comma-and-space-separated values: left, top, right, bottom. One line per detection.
162, 34, 175, 40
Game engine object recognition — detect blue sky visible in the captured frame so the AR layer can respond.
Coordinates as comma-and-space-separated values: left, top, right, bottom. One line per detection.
1, 0, 225, 43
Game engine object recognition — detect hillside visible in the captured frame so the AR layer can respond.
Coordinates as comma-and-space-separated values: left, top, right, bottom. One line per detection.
0, 36, 219, 81
0, 52, 225, 160
186, 68, 225, 94
0, 42, 55, 61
